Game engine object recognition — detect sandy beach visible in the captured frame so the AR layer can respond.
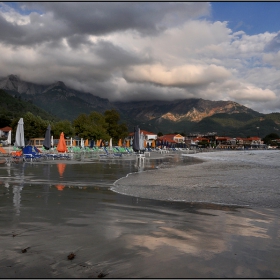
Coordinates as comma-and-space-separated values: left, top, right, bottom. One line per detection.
0, 150, 280, 278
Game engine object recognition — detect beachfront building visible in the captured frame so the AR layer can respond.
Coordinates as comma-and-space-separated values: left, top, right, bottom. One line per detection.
128, 129, 157, 147
157, 133, 185, 148
0, 126, 12, 138
215, 136, 265, 149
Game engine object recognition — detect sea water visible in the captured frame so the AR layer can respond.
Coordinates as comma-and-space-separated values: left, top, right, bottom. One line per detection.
0, 151, 280, 278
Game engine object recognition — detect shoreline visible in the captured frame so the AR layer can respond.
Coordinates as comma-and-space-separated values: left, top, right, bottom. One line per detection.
112, 149, 280, 208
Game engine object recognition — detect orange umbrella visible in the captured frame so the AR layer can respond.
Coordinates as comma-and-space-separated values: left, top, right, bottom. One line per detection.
57, 132, 68, 153
126, 140, 130, 147
144, 140, 147, 148
96, 139, 100, 146
151, 140, 156, 148
118, 139, 122, 146
57, 163, 66, 178
72, 139, 76, 146
85, 139, 89, 147
56, 184, 65, 191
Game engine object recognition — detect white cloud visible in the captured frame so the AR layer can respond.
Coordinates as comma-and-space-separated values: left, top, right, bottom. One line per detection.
123, 64, 231, 87
0, 2, 280, 113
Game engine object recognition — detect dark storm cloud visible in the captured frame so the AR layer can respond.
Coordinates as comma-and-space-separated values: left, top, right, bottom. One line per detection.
0, 2, 209, 46
35, 2, 209, 35
93, 40, 149, 69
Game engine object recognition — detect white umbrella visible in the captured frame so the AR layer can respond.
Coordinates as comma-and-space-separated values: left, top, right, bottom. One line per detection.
81, 138, 84, 148
7, 130, 11, 145
109, 138, 112, 150
15, 118, 25, 147
140, 132, 145, 151
51, 135, 54, 148
70, 137, 73, 147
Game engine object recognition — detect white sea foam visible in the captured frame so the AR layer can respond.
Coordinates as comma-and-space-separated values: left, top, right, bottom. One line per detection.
112, 150, 280, 207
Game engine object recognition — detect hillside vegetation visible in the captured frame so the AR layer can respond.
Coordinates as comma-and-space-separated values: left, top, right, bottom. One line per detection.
0, 89, 58, 127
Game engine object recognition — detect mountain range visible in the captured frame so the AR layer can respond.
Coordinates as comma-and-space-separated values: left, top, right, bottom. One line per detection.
1, 74, 280, 138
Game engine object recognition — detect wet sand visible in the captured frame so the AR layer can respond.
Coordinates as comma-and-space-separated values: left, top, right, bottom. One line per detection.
0, 151, 280, 278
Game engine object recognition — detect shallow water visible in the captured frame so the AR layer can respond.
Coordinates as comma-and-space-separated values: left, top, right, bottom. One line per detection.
0, 152, 280, 278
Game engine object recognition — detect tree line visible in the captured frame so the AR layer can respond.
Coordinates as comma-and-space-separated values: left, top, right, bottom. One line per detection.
9, 109, 129, 145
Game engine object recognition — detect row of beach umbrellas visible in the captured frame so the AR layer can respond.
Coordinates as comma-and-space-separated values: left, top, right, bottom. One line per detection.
14, 118, 156, 152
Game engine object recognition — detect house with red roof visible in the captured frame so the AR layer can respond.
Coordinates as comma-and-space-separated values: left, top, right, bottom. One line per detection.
157, 134, 184, 144
0, 126, 12, 138
128, 129, 157, 146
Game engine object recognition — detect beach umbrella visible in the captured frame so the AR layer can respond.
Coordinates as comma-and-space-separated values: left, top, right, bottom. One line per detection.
70, 137, 73, 147
96, 139, 100, 147
15, 118, 25, 148
57, 132, 67, 153
51, 135, 54, 148
109, 138, 112, 149
85, 139, 89, 147
81, 138, 84, 148
118, 139, 122, 146
72, 139, 76, 146
90, 140, 94, 148
43, 124, 51, 150
7, 130, 11, 145
132, 126, 141, 152
151, 140, 156, 148
126, 139, 130, 147
140, 132, 145, 151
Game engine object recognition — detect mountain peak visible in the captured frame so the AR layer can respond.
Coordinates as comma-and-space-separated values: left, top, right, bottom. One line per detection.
54, 81, 66, 88
8, 74, 21, 82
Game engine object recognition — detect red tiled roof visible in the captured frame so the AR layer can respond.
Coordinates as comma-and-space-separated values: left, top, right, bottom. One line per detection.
129, 129, 157, 136
0, 126, 12, 132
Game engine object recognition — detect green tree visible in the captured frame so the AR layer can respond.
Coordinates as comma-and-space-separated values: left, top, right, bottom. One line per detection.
73, 112, 109, 141
263, 133, 280, 145
52, 120, 75, 138
11, 112, 48, 142
104, 109, 128, 144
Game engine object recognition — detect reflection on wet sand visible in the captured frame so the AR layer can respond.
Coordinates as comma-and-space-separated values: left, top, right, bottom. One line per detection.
0, 155, 280, 278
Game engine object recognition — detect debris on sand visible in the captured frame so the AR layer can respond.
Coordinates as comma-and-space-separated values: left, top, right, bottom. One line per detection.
21, 247, 30, 253
98, 272, 108, 278
67, 252, 76, 260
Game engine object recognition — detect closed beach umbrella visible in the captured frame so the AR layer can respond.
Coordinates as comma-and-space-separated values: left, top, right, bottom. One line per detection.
57, 132, 67, 153
85, 139, 89, 147
126, 139, 130, 147
132, 126, 140, 152
70, 137, 73, 147
81, 138, 84, 148
51, 135, 54, 148
7, 130, 11, 145
151, 140, 156, 148
139, 132, 145, 151
109, 138, 112, 148
118, 139, 122, 146
72, 139, 76, 146
43, 124, 51, 150
15, 118, 25, 147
